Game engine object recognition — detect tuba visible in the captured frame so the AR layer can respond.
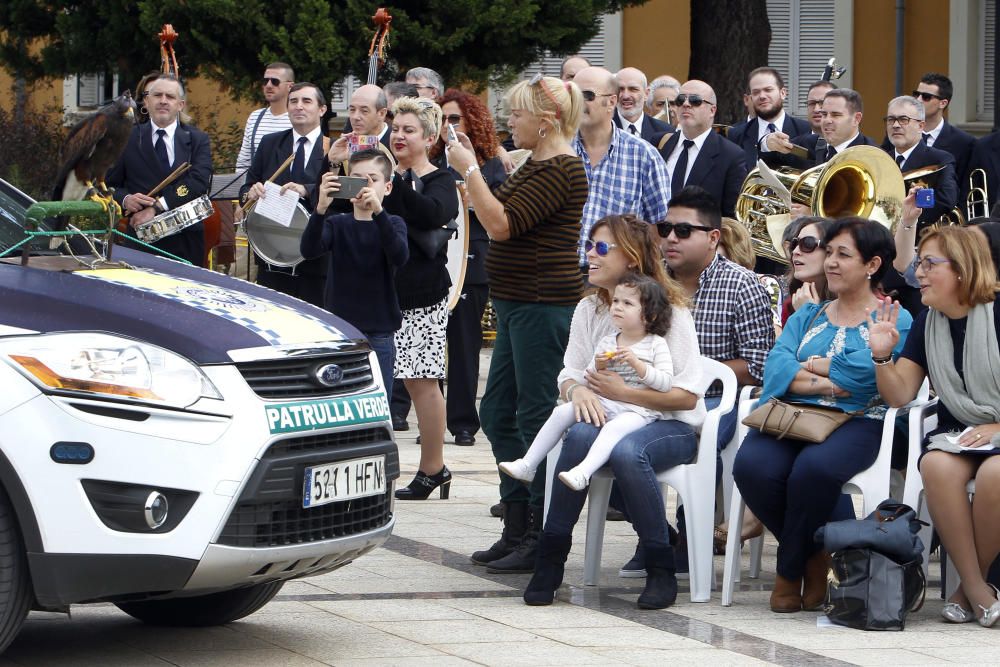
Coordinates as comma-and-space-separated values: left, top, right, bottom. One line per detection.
736, 146, 905, 263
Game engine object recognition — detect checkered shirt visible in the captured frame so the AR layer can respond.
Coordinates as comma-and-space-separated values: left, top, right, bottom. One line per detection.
687, 254, 774, 389
573, 125, 671, 262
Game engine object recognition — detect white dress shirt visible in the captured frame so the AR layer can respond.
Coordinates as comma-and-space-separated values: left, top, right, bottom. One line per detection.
151, 119, 179, 166
665, 127, 713, 184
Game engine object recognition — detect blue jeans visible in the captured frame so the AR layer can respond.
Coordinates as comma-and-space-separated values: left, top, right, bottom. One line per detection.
366, 332, 395, 404
544, 419, 698, 549
732, 417, 882, 579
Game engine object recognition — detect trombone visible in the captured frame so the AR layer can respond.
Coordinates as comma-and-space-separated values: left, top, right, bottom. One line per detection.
968, 168, 990, 220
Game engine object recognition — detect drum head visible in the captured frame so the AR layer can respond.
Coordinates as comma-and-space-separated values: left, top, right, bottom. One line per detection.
446, 186, 469, 310
245, 203, 309, 267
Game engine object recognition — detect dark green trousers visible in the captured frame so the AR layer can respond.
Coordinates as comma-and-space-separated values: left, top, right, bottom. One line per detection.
480, 298, 574, 509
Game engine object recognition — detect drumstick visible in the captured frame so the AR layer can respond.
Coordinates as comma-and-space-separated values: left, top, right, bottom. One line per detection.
240, 154, 296, 214
146, 162, 191, 199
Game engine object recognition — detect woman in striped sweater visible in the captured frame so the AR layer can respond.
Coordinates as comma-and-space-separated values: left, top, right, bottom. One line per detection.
446, 75, 588, 573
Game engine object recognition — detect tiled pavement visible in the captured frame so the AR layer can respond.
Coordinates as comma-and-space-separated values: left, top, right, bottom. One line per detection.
5, 350, 1000, 666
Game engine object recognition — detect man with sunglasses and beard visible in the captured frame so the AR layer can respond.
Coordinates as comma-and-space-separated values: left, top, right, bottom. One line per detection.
727, 67, 810, 171
236, 63, 294, 172
572, 66, 671, 267
658, 80, 746, 218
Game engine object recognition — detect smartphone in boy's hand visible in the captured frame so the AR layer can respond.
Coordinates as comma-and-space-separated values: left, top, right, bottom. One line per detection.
333, 176, 368, 199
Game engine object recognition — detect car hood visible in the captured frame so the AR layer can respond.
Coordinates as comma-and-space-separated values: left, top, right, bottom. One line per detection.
0, 247, 362, 364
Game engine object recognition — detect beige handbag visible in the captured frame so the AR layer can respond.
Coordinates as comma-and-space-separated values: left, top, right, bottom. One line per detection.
742, 398, 855, 443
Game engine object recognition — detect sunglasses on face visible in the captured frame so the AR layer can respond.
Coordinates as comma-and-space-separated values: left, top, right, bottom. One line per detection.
262, 77, 285, 87
912, 90, 944, 101
788, 236, 824, 253
581, 90, 614, 102
669, 94, 713, 107
584, 240, 618, 256
444, 114, 462, 125
656, 221, 714, 239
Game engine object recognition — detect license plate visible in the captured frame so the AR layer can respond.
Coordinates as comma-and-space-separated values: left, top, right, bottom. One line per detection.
302, 456, 386, 508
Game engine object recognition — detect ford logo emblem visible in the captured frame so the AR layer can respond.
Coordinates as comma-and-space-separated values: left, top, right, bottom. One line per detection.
315, 364, 344, 387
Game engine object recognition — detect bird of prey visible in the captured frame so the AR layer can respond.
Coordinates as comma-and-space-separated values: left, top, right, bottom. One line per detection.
52, 91, 136, 214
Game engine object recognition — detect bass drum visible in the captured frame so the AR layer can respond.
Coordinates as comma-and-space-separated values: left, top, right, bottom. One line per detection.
446, 184, 469, 310
245, 203, 310, 268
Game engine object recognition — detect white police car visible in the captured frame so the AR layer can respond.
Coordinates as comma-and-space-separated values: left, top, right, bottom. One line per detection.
0, 179, 397, 651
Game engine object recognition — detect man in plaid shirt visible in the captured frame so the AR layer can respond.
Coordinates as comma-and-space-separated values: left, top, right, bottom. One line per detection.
572, 66, 672, 265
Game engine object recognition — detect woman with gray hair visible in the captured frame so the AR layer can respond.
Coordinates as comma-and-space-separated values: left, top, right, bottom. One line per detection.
385, 96, 460, 500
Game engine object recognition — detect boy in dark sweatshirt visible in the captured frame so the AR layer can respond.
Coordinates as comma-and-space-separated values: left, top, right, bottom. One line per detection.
301, 149, 409, 399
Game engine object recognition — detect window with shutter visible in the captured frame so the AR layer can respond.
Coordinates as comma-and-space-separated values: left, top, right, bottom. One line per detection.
979, 0, 996, 121
76, 74, 103, 109
766, 0, 838, 116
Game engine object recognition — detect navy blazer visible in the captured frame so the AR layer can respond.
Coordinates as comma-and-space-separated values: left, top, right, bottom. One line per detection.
659, 131, 748, 217
239, 128, 326, 209
885, 142, 959, 225
767, 132, 876, 171
727, 114, 811, 170
965, 131, 1000, 215
613, 109, 674, 145
107, 122, 213, 266
880, 121, 976, 185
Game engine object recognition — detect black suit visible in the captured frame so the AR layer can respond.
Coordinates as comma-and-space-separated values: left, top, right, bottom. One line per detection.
107, 122, 213, 266
885, 142, 959, 225
240, 128, 327, 307
659, 131, 747, 217
880, 121, 975, 185
613, 110, 674, 146
966, 130, 1000, 215
727, 114, 811, 171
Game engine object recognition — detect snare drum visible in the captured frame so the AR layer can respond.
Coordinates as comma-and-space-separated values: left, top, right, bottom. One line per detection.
245, 203, 310, 268
134, 195, 214, 244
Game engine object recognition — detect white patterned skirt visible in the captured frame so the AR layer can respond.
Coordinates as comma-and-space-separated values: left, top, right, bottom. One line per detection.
394, 297, 449, 379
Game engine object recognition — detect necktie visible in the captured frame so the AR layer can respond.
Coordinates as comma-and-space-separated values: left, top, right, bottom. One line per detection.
824, 145, 836, 163
895, 155, 905, 169
671, 139, 694, 195
291, 137, 307, 182
767, 122, 777, 135
922, 133, 931, 145
154, 129, 170, 172
628, 124, 638, 135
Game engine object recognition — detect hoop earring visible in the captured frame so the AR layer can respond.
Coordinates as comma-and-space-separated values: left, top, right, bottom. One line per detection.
538, 127, 547, 139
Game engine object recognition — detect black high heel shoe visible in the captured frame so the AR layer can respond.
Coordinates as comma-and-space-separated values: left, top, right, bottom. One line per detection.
394, 466, 451, 500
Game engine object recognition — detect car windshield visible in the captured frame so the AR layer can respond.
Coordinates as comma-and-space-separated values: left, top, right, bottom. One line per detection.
0, 179, 50, 256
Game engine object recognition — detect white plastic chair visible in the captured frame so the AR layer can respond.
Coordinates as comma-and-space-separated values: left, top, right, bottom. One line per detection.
721, 381, 931, 606
542, 357, 737, 603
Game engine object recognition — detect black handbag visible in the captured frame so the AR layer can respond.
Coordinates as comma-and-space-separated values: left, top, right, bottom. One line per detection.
404, 169, 458, 258
817, 501, 927, 630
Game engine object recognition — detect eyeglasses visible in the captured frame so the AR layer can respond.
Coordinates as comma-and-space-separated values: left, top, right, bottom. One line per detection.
670, 94, 714, 107
414, 83, 437, 93
788, 236, 824, 254
806, 99, 825, 108
262, 77, 286, 87
580, 90, 614, 102
911, 255, 951, 272
651, 100, 667, 109
656, 221, 715, 239
884, 115, 916, 126
584, 240, 618, 256
529, 72, 562, 119
444, 114, 462, 125
912, 90, 944, 102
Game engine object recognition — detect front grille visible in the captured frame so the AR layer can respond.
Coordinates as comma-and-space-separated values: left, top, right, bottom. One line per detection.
236, 351, 374, 399
265, 428, 390, 458
218, 491, 392, 547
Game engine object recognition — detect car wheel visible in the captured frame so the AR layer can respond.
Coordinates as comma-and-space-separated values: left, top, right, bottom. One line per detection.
0, 488, 32, 654
115, 580, 284, 627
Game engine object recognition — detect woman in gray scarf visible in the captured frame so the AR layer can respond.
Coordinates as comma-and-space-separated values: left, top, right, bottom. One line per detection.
870, 225, 1000, 628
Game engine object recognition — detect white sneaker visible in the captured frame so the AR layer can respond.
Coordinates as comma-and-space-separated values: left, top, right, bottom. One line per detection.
558, 468, 589, 491
498, 459, 535, 482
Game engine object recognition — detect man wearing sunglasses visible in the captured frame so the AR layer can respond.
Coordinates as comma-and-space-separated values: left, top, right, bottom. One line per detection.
882, 95, 958, 227
236, 63, 294, 171
572, 66, 672, 266
726, 67, 810, 171
613, 67, 674, 146
657, 80, 746, 218
897, 73, 975, 183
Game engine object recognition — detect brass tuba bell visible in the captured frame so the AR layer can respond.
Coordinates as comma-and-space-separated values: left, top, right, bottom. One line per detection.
735, 146, 906, 263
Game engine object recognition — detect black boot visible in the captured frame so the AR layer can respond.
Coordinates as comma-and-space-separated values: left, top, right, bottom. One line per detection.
486, 505, 543, 573
637, 544, 678, 610
523, 532, 572, 606
471, 501, 528, 565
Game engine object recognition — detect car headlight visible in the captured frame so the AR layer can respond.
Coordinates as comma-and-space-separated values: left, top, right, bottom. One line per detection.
1, 333, 222, 409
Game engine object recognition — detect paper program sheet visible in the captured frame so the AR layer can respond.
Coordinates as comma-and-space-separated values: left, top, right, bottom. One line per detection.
254, 182, 299, 227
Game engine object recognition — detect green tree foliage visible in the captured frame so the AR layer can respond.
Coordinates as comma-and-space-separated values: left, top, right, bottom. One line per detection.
0, 0, 644, 102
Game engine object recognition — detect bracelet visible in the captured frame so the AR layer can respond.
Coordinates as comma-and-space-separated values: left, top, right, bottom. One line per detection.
872, 355, 893, 366
566, 384, 579, 401
464, 164, 480, 181
901, 223, 915, 231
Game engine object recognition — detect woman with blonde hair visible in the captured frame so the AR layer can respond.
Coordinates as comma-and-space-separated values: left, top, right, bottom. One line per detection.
383, 96, 460, 500
446, 75, 589, 572
872, 225, 1000, 626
